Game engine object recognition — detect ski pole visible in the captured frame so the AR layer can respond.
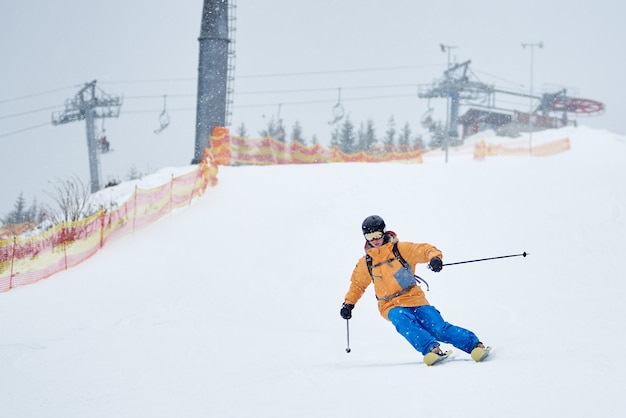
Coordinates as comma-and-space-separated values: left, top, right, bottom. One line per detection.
345, 319, 351, 353
443, 252, 528, 267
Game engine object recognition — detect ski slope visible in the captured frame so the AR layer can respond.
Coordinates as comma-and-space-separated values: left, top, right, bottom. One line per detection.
1, 126, 625, 417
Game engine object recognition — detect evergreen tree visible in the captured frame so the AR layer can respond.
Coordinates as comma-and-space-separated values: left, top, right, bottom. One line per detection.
398, 122, 412, 149
311, 134, 320, 145
338, 117, 356, 154
428, 121, 446, 148
2, 193, 42, 224
383, 116, 396, 150
356, 123, 366, 152
414, 133, 425, 150
5, 193, 26, 224
290, 121, 305, 145
330, 125, 341, 149
236, 122, 248, 137
259, 116, 286, 142
275, 118, 286, 143
25, 198, 41, 223
127, 165, 143, 181
359, 118, 377, 151
258, 118, 274, 138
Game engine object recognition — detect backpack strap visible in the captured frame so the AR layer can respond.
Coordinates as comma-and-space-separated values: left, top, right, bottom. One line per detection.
366, 242, 430, 291
392, 242, 411, 271
366, 242, 409, 280
366, 254, 373, 278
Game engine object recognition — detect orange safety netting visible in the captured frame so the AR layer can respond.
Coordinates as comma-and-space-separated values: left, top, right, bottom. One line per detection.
474, 137, 571, 160
210, 130, 423, 166
0, 151, 218, 292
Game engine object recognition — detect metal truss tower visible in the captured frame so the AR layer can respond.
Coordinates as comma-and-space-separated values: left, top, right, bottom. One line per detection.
418, 60, 605, 141
418, 60, 494, 139
52, 80, 122, 193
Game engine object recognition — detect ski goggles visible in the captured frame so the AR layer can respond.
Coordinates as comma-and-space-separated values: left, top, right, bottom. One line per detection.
364, 230, 384, 241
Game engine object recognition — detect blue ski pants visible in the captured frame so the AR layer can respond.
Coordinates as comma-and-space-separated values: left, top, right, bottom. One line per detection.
387, 305, 480, 355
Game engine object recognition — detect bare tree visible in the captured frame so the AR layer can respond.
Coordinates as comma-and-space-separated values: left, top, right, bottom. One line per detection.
45, 175, 97, 225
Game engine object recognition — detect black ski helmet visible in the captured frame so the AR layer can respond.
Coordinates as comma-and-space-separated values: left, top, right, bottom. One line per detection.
361, 215, 386, 234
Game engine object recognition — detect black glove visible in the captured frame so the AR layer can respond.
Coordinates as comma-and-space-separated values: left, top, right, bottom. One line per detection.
429, 257, 443, 272
340, 303, 354, 319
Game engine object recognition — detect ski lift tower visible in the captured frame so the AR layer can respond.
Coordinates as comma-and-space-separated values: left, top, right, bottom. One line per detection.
418, 60, 494, 139
193, 0, 237, 164
52, 80, 122, 193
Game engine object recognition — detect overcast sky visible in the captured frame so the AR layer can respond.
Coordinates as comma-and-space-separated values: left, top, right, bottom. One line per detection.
1, 0, 624, 212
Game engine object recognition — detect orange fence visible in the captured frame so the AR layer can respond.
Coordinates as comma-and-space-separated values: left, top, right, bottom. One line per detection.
474, 137, 571, 160
1, 128, 570, 292
210, 131, 423, 166
0, 151, 218, 292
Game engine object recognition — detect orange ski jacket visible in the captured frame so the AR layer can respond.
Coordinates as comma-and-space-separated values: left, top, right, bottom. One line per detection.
344, 233, 443, 320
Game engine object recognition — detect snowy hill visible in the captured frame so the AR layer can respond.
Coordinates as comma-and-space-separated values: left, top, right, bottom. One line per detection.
1, 126, 625, 417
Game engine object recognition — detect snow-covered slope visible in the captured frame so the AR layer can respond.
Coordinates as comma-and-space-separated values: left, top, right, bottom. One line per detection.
1, 126, 625, 417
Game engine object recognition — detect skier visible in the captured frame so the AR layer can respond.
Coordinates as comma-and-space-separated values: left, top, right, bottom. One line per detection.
340, 215, 488, 364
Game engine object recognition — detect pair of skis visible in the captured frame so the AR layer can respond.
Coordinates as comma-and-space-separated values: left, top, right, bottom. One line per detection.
424, 346, 492, 366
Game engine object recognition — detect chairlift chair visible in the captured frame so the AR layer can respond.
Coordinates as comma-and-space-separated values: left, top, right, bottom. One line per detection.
154, 95, 170, 134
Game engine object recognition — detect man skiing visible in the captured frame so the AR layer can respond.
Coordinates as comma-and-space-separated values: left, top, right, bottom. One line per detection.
340, 215, 488, 365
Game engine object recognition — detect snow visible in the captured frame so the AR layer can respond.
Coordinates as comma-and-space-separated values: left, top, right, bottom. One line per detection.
1, 126, 626, 417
